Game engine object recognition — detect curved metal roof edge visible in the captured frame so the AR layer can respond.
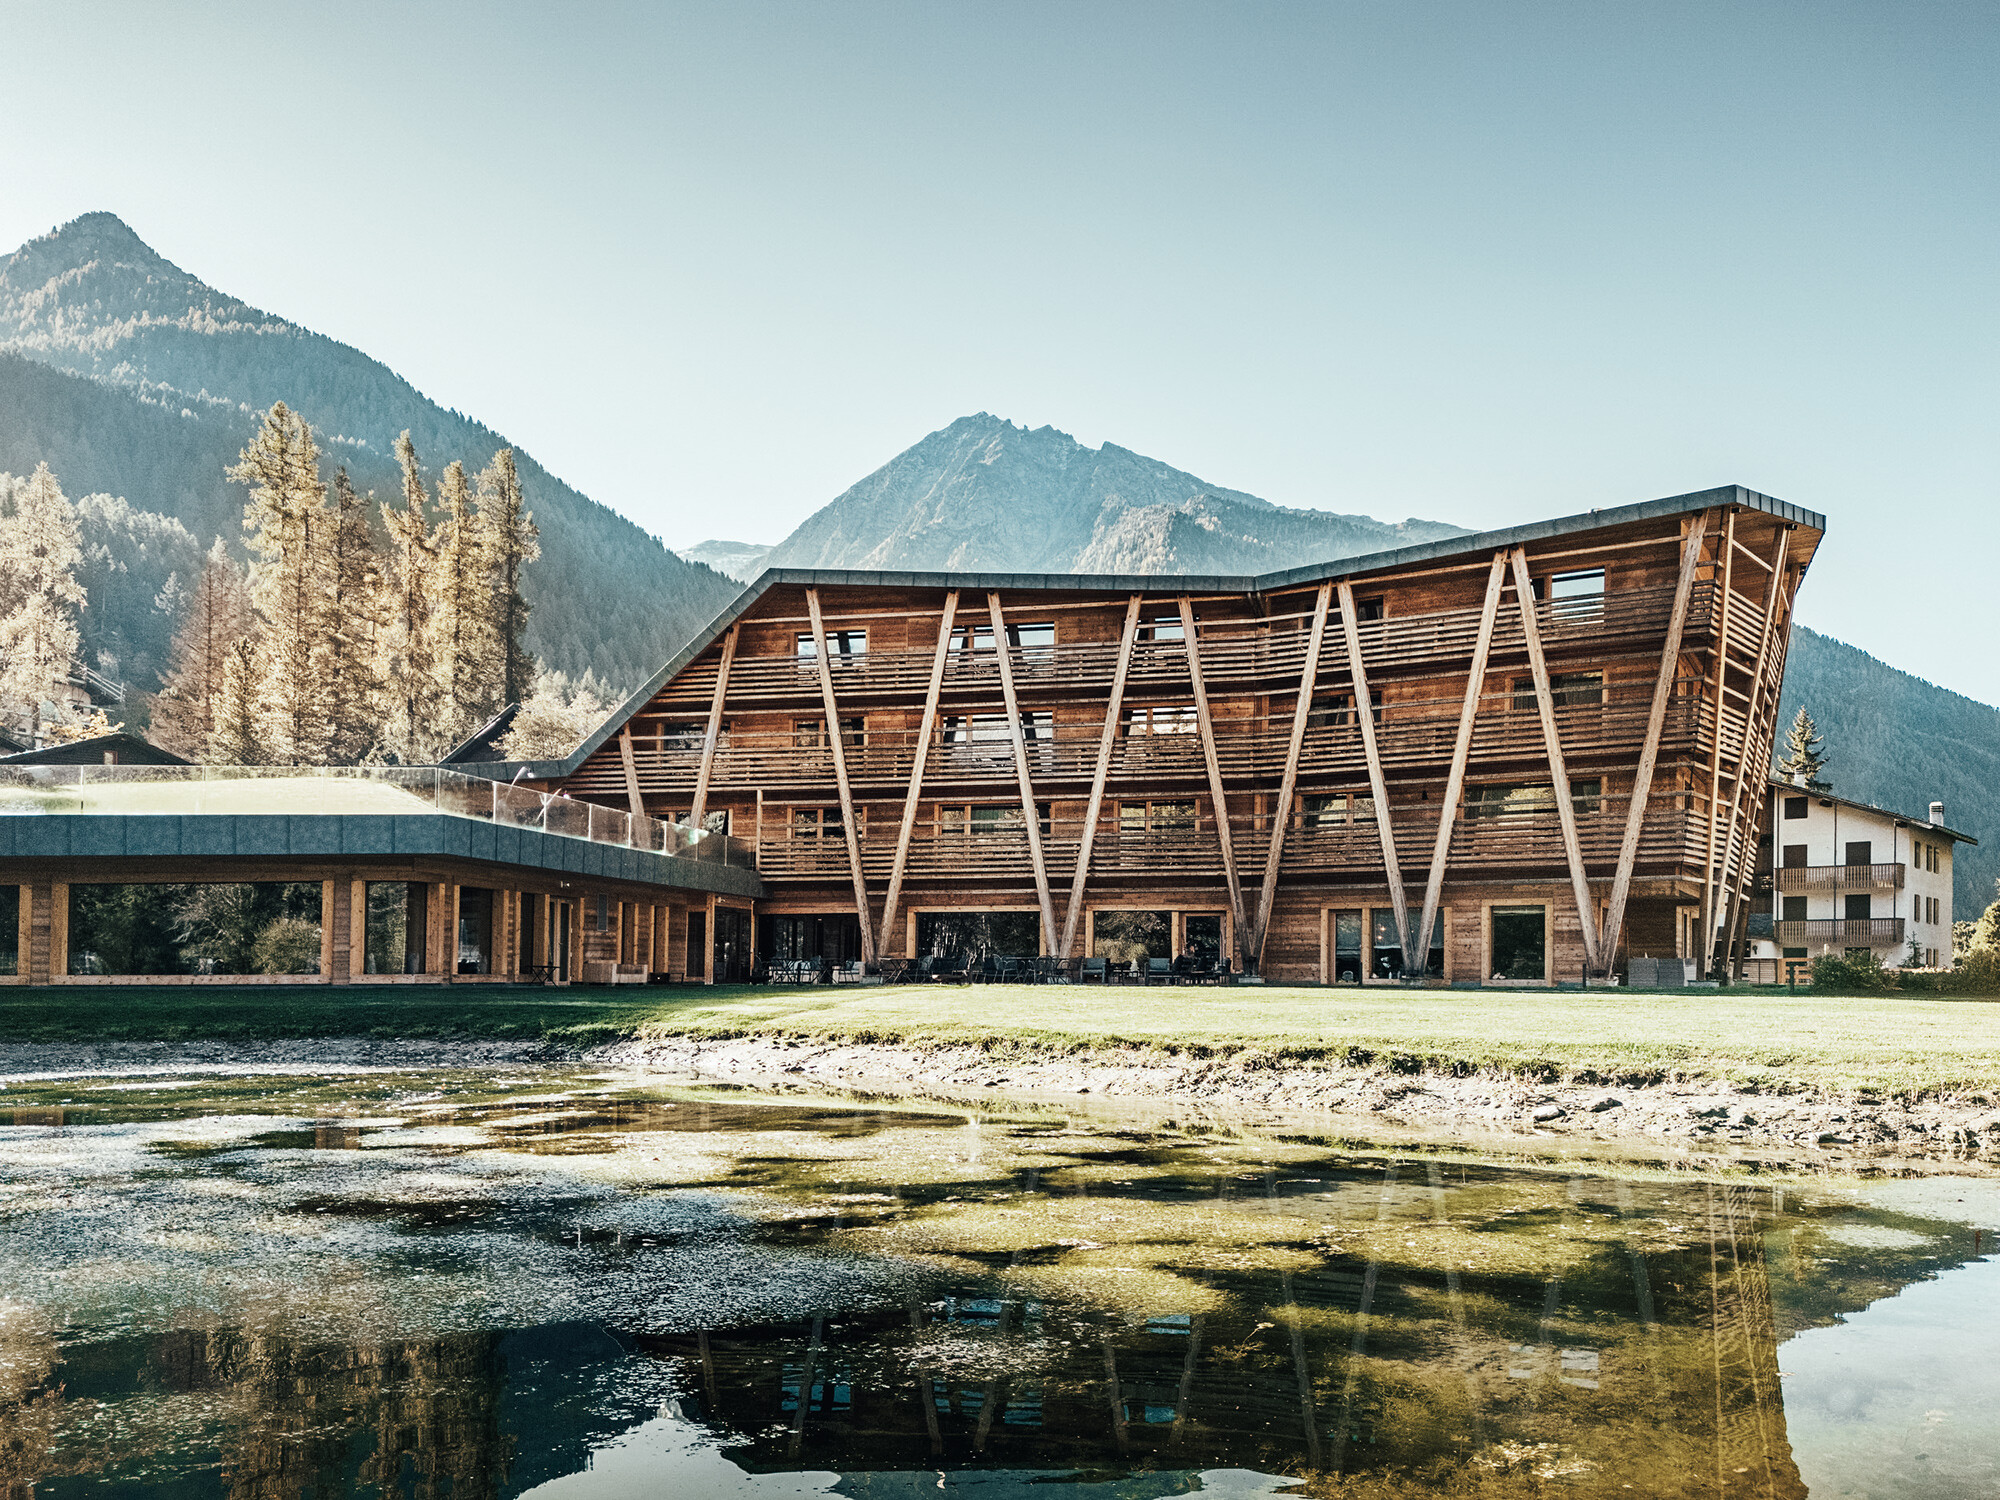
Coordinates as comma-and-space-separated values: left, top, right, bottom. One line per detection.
483, 483, 1823, 782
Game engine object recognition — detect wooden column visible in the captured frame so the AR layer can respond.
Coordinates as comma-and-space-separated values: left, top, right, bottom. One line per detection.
989, 592, 1058, 954
1601, 511, 1710, 971
1250, 583, 1333, 968
1509, 547, 1602, 974
881, 592, 959, 962
1336, 581, 1411, 969
688, 624, 739, 830
1059, 595, 1142, 961
1717, 528, 1794, 976
1414, 552, 1507, 981
1698, 510, 1736, 973
617, 727, 646, 824
806, 587, 876, 964
1179, 595, 1248, 967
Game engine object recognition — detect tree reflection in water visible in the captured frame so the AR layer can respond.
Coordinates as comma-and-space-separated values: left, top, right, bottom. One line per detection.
0, 1085, 1991, 1497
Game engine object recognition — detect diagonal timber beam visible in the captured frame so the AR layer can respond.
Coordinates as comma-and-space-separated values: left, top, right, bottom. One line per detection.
990, 592, 1058, 954
1510, 547, 1602, 973
1251, 583, 1333, 969
1059, 595, 1142, 960
807, 587, 875, 965
687, 624, 739, 830
1414, 553, 1508, 981
1717, 527, 1793, 976
1600, 511, 1709, 970
1337, 580, 1411, 971
618, 727, 646, 824
880, 592, 959, 963
1699, 510, 1736, 973
1181, 595, 1249, 968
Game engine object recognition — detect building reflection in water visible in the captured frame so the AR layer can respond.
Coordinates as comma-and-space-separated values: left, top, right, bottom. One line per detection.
1, 1131, 1987, 1498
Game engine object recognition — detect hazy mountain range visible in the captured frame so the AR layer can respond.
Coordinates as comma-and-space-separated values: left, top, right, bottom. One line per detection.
3, 212, 1990, 913
0, 212, 740, 688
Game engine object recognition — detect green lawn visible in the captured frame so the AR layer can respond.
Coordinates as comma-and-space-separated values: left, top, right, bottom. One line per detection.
5, 981, 2000, 1097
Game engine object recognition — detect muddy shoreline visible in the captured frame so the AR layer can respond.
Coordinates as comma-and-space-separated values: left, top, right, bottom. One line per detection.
7, 1032, 2000, 1167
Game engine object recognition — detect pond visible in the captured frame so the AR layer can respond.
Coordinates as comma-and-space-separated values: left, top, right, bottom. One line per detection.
2, 1066, 1998, 1497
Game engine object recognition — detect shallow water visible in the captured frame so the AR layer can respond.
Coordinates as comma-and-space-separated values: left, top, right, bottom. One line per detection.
3, 1068, 1998, 1498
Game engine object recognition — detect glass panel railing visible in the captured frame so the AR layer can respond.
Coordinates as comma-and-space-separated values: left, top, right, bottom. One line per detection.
0, 764, 757, 867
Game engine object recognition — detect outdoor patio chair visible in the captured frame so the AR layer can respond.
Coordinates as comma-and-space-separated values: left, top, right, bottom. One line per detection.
899, 955, 937, 983
1146, 957, 1174, 985
1080, 956, 1108, 983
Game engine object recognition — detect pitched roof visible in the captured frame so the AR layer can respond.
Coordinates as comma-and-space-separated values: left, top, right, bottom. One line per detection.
0, 731, 189, 766
1768, 778, 1978, 845
473, 483, 1824, 781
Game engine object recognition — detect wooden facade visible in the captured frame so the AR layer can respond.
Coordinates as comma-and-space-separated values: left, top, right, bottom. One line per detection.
539, 487, 1823, 983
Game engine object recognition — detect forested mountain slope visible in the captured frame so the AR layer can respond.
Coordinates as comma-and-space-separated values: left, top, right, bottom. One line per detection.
1778, 626, 1997, 915
0, 213, 738, 690
758, 413, 1468, 575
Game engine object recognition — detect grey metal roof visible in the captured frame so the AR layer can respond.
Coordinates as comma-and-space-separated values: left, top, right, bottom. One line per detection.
0, 732, 189, 767
0, 812, 766, 896
481, 483, 1823, 781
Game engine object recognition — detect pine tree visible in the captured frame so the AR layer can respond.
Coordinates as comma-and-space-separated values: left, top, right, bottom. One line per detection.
324, 467, 387, 762
213, 631, 267, 764
497, 667, 606, 760
381, 432, 441, 762
230, 402, 330, 764
149, 537, 254, 760
474, 447, 540, 709
0, 462, 87, 745
1776, 706, 1830, 789
432, 458, 495, 742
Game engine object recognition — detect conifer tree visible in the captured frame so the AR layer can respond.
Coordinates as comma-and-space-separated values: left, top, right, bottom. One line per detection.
432, 458, 496, 741
213, 631, 268, 764
0, 463, 87, 745
324, 467, 387, 762
231, 403, 332, 764
149, 538, 254, 761
381, 432, 441, 762
1776, 706, 1830, 789
475, 447, 540, 709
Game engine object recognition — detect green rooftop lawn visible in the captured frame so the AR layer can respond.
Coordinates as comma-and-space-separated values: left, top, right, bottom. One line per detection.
4, 982, 2000, 1099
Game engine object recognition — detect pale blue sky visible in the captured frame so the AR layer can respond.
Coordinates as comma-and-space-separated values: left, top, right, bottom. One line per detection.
1, 1, 1994, 699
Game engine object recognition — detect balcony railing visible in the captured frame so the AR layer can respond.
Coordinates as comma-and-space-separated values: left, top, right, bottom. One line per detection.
0, 764, 755, 866
1773, 918, 1905, 945
1775, 863, 1905, 892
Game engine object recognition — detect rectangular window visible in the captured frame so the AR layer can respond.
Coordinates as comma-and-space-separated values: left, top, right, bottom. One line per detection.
671, 810, 731, 835
1914, 895, 1923, 923
1330, 909, 1364, 982
1552, 672, 1604, 707
1782, 896, 1808, 921
796, 628, 867, 658
1335, 596, 1385, 623
1782, 844, 1808, 868
1306, 693, 1352, 730
457, 887, 495, 975
1093, 909, 1172, 964
793, 717, 864, 748
1843, 893, 1871, 921
1783, 946, 1808, 960
1182, 913, 1224, 964
1120, 800, 1197, 834
1124, 704, 1199, 735
792, 806, 847, 838
1465, 782, 1597, 818
0, 885, 17, 976
366, 882, 424, 974
941, 712, 1053, 745
918, 909, 1042, 960
1302, 793, 1374, 826
1490, 905, 1546, 981
1548, 568, 1607, 621
1844, 841, 1872, 867
1783, 796, 1808, 820
951, 621, 1055, 658
937, 803, 1052, 837
1139, 615, 1185, 643
69, 882, 322, 977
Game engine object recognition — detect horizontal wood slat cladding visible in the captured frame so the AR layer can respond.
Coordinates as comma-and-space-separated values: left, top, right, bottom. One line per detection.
547, 500, 1822, 982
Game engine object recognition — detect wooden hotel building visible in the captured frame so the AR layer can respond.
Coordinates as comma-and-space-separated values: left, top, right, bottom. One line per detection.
512, 486, 1822, 985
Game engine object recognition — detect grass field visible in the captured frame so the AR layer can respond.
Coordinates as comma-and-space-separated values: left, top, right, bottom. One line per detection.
5, 981, 2000, 1097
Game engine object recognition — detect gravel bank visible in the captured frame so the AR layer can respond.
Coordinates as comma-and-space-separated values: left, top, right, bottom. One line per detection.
593, 1033, 2000, 1160
0, 1036, 554, 1082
